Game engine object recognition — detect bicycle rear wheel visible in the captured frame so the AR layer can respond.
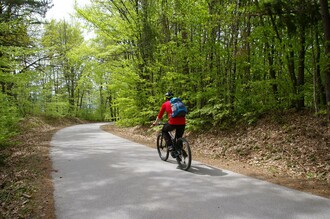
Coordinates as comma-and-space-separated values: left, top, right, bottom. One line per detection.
176, 138, 192, 171
157, 133, 169, 161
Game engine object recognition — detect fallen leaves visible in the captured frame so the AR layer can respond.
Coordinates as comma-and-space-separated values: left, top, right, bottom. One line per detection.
0, 116, 84, 218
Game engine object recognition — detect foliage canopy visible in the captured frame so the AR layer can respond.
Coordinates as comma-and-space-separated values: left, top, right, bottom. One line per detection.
1, 0, 330, 143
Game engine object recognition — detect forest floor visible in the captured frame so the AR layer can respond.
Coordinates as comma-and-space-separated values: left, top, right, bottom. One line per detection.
0, 111, 329, 218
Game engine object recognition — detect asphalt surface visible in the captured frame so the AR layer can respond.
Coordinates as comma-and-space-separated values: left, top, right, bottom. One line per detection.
51, 123, 330, 219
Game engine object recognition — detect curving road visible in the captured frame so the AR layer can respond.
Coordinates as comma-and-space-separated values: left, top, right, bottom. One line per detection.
51, 123, 330, 219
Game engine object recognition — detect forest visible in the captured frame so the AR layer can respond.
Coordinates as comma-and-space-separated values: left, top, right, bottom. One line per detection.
1, 0, 330, 144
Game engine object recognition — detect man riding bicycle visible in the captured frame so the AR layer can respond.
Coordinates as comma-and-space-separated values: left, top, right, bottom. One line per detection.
153, 92, 186, 157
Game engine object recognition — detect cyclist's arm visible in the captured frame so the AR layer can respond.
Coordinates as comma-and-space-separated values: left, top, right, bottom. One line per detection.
153, 103, 166, 125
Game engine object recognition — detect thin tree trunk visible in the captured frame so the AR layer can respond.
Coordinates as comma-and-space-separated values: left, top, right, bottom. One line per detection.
297, 25, 306, 110
287, 48, 297, 107
267, 43, 278, 99
313, 31, 321, 113
320, 0, 330, 119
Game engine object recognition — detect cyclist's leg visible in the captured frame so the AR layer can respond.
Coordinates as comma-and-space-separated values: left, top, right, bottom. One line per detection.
162, 123, 175, 149
175, 125, 186, 139
175, 125, 186, 153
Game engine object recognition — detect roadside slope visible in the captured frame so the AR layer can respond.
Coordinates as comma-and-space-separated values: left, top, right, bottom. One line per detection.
0, 116, 85, 219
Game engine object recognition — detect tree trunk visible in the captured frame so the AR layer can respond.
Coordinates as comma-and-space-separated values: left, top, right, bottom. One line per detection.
320, 0, 330, 119
267, 43, 278, 99
297, 25, 306, 110
228, 0, 240, 112
313, 28, 326, 113
287, 47, 297, 107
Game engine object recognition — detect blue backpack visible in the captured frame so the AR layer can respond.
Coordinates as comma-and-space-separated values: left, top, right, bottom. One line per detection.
170, 97, 187, 118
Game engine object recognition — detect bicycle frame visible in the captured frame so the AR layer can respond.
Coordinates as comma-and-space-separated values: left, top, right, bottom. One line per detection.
167, 130, 177, 147
158, 123, 179, 149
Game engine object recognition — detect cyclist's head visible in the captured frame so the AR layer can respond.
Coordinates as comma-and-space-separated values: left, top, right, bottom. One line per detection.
165, 92, 174, 100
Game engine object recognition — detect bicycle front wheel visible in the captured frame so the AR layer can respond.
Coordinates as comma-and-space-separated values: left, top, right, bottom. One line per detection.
176, 138, 192, 171
157, 133, 169, 161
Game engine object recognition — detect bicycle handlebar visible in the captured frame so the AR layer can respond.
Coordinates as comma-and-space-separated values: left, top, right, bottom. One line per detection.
151, 122, 166, 126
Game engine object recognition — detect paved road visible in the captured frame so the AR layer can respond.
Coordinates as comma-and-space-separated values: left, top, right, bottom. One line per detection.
51, 123, 330, 219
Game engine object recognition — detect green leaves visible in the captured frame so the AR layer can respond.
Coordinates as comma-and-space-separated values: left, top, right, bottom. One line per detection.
0, 94, 20, 145
1, 0, 327, 131
72, 0, 329, 127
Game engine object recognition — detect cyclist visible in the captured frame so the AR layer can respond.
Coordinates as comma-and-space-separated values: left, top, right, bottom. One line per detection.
153, 92, 186, 157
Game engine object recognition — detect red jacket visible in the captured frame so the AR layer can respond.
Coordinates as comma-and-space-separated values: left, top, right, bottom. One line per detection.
157, 100, 186, 125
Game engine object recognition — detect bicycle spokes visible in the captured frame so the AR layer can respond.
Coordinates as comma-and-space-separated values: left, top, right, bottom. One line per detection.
176, 139, 191, 171
182, 149, 187, 158
157, 134, 169, 161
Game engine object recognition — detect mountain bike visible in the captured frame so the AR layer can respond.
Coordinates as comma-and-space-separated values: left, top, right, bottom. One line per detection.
156, 124, 192, 171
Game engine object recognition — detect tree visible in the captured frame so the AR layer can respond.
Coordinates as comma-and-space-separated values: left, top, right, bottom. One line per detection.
0, 0, 52, 143
41, 20, 85, 116
0, 0, 52, 94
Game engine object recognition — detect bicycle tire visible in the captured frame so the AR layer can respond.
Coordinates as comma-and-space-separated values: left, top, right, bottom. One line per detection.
157, 133, 169, 161
176, 138, 192, 171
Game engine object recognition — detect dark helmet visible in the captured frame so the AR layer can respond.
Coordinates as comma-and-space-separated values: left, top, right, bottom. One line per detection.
165, 92, 174, 99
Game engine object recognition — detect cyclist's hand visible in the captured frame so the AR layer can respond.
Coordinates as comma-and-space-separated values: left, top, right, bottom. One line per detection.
152, 118, 160, 127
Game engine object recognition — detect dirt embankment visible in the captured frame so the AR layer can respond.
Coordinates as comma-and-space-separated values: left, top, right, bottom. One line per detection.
0, 116, 86, 219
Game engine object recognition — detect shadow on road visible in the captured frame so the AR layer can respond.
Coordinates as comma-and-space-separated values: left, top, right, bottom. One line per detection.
188, 164, 228, 177
164, 158, 228, 177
